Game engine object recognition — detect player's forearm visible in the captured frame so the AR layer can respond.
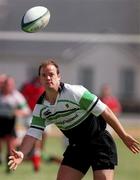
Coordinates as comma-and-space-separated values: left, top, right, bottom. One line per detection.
19, 135, 37, 157
102, 107, 127, 139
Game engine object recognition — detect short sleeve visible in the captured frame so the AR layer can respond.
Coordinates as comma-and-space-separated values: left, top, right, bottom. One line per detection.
68, 85, 107, 117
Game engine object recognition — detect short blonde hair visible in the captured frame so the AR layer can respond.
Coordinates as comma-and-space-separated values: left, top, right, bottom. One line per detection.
38, 59, 60, 76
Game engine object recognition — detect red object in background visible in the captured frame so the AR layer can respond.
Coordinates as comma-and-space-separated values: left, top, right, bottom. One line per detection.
100, 84, 122, 116
21, 77, 45, 110
101, 96, 122, 115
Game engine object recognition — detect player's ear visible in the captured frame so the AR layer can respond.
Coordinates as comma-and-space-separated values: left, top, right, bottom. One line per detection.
58, 73, 61, 81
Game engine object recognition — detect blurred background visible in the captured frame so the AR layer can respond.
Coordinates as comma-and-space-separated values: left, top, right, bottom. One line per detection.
0, 0, 140, 179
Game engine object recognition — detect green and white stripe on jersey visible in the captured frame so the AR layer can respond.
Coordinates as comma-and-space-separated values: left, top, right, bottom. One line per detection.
79, 90, 96, 110
28, 83, 106, 139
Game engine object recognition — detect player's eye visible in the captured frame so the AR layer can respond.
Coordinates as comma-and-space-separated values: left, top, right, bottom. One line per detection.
49, 73, 55, 77
41, 73, 46, 77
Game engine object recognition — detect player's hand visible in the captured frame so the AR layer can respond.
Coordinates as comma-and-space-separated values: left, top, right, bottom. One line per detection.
8, 149, 24, 171
122, 133, 140, 154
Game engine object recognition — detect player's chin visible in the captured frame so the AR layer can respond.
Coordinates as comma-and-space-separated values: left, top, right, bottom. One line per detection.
46, 85, 55, 90
43, 82, 51, 88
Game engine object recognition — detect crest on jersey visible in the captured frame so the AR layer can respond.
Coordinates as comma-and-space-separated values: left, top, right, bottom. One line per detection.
65, 104, 69, 108
40, 107, 51, 119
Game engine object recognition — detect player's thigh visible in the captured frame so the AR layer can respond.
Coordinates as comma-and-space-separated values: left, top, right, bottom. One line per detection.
57, 165, 84, 180
93, 169, 114, 180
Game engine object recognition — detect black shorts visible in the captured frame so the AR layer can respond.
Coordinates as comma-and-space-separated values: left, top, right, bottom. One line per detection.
61, 130, 118, 174
0, 117, 16, 138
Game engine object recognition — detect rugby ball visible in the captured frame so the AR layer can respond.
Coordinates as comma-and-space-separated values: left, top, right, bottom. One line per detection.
21, 6, 50, 33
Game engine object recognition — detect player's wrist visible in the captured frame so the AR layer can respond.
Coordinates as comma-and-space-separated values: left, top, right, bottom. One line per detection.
18, 151, 24, 159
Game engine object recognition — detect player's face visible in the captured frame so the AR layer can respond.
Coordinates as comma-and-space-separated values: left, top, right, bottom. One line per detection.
39, 64, 61, 91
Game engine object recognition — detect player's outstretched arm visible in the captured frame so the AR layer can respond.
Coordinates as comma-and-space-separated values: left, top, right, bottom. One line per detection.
101, 106, 140, 154
8, 135, 37, 171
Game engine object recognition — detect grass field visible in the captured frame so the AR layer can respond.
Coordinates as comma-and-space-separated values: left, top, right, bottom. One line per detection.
0, 135, 140, 180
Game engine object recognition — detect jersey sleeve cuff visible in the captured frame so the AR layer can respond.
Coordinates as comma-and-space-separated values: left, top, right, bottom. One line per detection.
92, 100, 107, 116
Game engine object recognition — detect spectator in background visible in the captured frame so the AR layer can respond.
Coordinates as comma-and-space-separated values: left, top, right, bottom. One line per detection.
21, 77, 45, 111
0, 76, 31, 173
100, 84, 122, 133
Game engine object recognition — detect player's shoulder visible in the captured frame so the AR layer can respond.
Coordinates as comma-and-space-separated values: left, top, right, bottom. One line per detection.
64, 83, 85, 90
63, 83, 87, 95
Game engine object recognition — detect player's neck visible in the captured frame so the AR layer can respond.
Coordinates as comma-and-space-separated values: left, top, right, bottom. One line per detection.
45, 90, 59, 105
